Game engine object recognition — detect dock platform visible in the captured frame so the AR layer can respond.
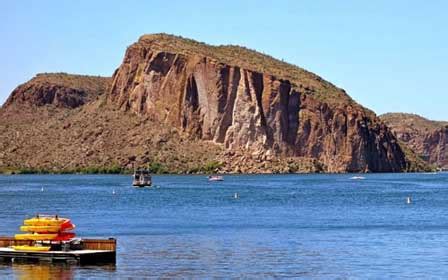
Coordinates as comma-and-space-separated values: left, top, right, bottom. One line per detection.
0, 237, 116, 265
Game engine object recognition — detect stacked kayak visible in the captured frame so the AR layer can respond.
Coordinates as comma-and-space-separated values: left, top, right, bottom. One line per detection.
11, 245, 52, 252
14, 232, 76, 241
13, 215, 76, 251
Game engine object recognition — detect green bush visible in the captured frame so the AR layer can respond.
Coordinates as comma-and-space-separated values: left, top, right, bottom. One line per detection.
147, 162, 167, 174
201, 161, 223, 173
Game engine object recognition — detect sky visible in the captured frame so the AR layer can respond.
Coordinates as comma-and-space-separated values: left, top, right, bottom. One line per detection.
0, 0, 446, 120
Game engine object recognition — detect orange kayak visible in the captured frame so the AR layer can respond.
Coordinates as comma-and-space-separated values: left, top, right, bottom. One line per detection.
21, 215, 75, 232
20, 220, 75, 233
14, 232, 75, 241
12, 245, 51, 252
20, 225, 61, 233
15, 233, 58, 241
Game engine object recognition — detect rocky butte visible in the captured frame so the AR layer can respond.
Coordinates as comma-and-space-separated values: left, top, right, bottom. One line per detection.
0, 34, 429, 174
381, 113, 448, 170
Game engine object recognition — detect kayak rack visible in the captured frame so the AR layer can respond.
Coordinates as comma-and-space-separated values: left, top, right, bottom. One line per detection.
0, 237, 116, 265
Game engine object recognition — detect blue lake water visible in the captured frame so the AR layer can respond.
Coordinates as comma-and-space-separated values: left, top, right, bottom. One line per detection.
0, 173, 448, 278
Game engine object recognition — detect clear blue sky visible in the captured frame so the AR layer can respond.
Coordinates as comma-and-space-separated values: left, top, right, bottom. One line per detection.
1, 0, 446, 120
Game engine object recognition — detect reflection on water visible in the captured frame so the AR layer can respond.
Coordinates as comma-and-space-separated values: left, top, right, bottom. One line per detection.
7, 263, 116, 279
1, 262, 116, 279
0, 173, 448, 278
12, 263, 74, 280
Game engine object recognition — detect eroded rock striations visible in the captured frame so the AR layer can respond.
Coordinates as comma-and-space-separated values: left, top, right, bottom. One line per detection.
0, 34, 426, 173
381, 113, 448, 169
108, 34, 407, 172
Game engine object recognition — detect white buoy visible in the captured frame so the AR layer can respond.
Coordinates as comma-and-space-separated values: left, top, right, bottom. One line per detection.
234, 192, 239, 199
41, 187, 44, 192
112, 189, 116, 195
406, 196, 412, 204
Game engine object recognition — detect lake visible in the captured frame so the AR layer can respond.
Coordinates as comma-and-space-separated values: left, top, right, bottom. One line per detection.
0, 173, 447, 278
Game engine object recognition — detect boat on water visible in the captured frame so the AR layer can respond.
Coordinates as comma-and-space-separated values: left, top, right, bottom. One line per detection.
133, 169, 152, 187
208, 175, 224, 182
350, 176, 365, 180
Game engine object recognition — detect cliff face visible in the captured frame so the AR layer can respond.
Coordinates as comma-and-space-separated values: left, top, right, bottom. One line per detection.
108, 34, 407, 172
381, 113, 448, 169
1, 34, 428, 174
424, 129, 448, 168
3, 73, 111, 109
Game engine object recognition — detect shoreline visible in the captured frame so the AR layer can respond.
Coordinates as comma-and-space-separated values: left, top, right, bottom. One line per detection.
0, 168, 439, 176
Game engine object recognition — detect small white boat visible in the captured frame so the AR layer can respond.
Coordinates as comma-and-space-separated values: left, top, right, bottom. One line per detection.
208, 175, 223, 182
350, 176, 365, 180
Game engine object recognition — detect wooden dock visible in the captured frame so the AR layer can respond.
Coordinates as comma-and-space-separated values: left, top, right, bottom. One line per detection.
0, 237, 116, 265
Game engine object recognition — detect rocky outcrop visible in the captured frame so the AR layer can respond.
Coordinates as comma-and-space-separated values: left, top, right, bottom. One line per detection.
1, 34, 430, 174
108, 34, 408, 172
3, 73, 111, 109
381, 113, 448, 169
423, 128, 448, 168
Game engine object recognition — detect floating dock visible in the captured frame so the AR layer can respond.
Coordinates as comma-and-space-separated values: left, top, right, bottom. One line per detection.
0, 237, 116, 265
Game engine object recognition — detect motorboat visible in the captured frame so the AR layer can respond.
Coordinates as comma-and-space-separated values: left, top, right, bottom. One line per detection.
133, 169, 152, 187
208, 175, 224, 182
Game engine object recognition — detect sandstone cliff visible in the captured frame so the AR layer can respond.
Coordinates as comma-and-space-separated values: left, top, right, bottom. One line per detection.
0, 34, 428, 173
381, 113, 448, 169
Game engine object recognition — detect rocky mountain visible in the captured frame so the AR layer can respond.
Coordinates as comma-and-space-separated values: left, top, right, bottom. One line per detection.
3, 73, 110, 109
381, 113, 448, 169
0, 34, 428, 174
0, 73, 226, 174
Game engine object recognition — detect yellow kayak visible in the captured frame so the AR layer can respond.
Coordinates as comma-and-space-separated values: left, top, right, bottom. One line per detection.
23, 217, 67, 226
12, 245, 51, 252
20, 225, 62, 233
14, 233, 58, 241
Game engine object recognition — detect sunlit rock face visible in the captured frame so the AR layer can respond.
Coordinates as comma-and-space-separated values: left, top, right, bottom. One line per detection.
109, 34, 407, 173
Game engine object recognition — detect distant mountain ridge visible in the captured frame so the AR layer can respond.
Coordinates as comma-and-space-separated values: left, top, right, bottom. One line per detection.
4, 73, 110, 109
0, 34, 430, 174
381, 113, 448, 169
381, 113, 448, 131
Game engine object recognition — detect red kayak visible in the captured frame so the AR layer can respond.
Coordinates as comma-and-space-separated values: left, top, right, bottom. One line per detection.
60, 220, 75, 232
